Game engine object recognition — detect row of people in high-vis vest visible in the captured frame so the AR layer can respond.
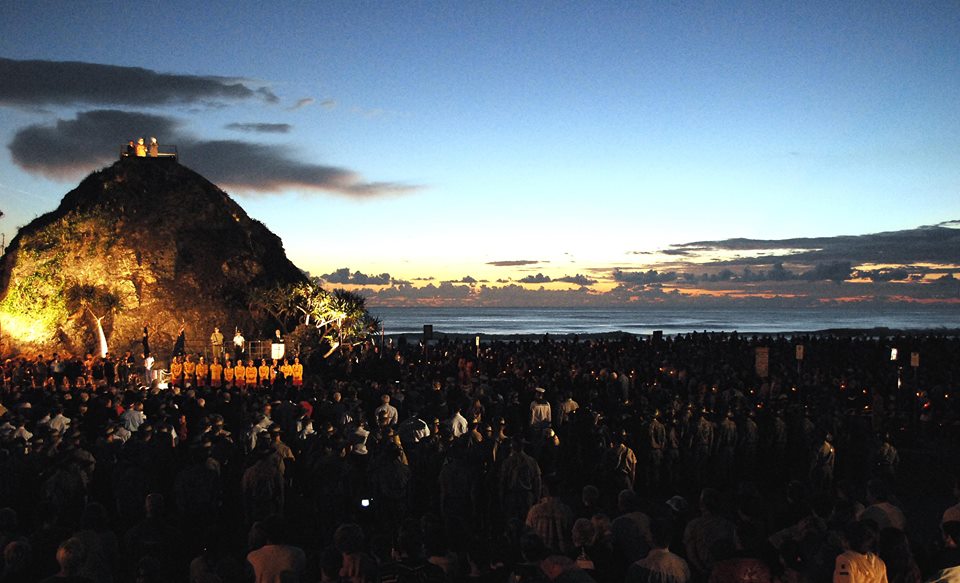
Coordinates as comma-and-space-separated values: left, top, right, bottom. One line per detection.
167, 355, 303, 388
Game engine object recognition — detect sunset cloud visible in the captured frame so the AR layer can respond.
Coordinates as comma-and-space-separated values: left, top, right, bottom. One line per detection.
487, 260, 543, 267
321, 268, 392, 285
555, 274, 597, 286
518, 273, 552, 284
613, 269, 678, 285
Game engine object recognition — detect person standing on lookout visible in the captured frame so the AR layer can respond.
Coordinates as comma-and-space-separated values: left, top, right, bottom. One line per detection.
233, 329, 245, 360
211, 327, 224, 359
148, 136, 159, 157
135, 138, 146, 157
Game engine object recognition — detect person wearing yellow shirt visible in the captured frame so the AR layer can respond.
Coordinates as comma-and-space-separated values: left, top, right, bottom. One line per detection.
170, 356, 184, 388
234, 360, 247, 388
195, 356, 209, 388
258, 359, 271, 388
183, 355, 196, 386
210, 358, 223, 388
291, 357, 304, 387
280, 359, 293, 385
245, 360, 259, 387
223, 358, 234, 386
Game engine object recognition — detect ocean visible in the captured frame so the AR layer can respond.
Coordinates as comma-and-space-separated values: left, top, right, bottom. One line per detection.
369, 305, 960, 336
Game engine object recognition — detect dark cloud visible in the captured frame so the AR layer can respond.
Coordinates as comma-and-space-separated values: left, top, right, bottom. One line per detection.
487, 260, 543, 267
613, 269, 678, 285
518, 273, 552, 284
673, 223, 960, 266
321, 268, 392, 286
373, 282, 474, 301
225, 123, 292, 134
691, 262, 853, 283
854, 268, 911, 282
0, 57, 277, 107
8, 109, 418, 197
185, 140, 417, 196
555, 274, 597, 286
8, 110, 178, 176
799, 262, 852, 283
442, 276, 478, 284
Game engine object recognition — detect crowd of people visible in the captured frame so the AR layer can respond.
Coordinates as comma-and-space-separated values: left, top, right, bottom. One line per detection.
0, 330, 958, 582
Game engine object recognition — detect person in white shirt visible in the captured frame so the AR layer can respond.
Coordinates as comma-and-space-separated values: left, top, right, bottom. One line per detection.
448, 406, 468, 438
120, 402, 147, 433
374, 394, 399, 427
48, 406, 71, 434
530, 387, 552, 430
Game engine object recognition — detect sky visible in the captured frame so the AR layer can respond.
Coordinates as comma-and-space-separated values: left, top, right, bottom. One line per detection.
1, 1, 959, 307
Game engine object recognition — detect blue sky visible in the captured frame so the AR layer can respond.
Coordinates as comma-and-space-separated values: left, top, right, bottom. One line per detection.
1, 1, 959, 305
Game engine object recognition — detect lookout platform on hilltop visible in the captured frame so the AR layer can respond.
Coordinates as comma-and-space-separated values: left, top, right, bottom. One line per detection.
119, 143, 178, 161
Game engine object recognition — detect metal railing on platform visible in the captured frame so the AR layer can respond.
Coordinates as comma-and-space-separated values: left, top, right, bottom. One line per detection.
168, 339, 290, 363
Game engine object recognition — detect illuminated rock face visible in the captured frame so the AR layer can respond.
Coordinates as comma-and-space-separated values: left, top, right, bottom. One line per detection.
0, 158, 305, 356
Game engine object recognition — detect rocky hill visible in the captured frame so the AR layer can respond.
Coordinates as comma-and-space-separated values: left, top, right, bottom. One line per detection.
0, 157, 306, 357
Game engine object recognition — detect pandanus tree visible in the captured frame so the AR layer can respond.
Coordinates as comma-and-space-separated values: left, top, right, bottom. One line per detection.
250, 281, 380, 358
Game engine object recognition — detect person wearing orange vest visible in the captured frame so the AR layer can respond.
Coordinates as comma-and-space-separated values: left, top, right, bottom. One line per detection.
183, 355, 196, 386
209, 357, 223, 388
270, 359, 280, 385
170, 356, 184, 388
245, 359, 259, 387
195, 356, 209, 388
258, 359, 271, 387
222, 358, 234, 386
234, 360, 247, 388
280, 359, 293, 385
291, 357, 304, 387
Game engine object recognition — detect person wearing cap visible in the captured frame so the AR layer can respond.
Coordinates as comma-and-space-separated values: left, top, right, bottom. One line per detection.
530, 387, 552, 432
148, 137, 159, 157
210, 327, 224, 359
